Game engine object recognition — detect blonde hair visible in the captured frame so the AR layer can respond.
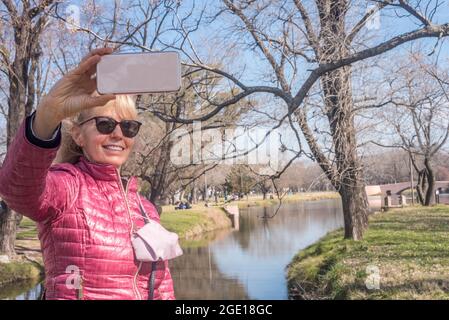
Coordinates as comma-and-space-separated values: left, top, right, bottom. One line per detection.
55, 93, 138, 164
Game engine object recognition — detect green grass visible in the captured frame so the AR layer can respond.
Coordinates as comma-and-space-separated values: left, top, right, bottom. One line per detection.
180, 192, 340, 210
287, 205, 449, 300
231, 192, 340, 209
16, 230, 38, 240
161, 210, 207, 236
160, 205, 231, 239
0, 262, 43, 287
19, 218, 37, 228
0, 217, 43, 292
16, 217, 38, 240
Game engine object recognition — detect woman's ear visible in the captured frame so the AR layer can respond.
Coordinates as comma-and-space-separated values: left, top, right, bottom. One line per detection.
71, 124, 84, 147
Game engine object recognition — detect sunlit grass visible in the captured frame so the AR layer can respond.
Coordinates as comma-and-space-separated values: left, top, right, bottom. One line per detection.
287, 205, 449, 300
16, 217, 38, 240
160, 205, 231, 239
0, 262, 42, 287
223, 192, 340, 209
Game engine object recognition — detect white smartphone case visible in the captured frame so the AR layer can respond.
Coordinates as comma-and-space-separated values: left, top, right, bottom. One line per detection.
96, 51, 181, 94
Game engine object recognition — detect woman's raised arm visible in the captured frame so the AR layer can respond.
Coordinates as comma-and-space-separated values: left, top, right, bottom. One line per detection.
33, 47, 116, 139
0, 48, 116, 222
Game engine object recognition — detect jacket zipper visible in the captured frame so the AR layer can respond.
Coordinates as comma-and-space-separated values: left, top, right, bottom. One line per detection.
116, 169, 142, 300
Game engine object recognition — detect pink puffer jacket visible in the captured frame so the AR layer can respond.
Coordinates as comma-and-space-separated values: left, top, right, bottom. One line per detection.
0, 120, 175, 300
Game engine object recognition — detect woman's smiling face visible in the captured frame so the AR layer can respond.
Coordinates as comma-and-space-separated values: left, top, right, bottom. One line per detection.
72, 107, 136, 169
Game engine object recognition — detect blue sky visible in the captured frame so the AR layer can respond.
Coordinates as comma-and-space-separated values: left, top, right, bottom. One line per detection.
176, 0, 449, 86
2, 1, 449, 162
178, 1, 449, 163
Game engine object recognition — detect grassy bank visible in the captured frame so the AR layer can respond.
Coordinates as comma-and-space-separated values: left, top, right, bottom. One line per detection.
287, 205, 449, 300
220, 192, 340, 209
0, 217, 43, 288
160, 204, 232, 239
0, 262, 42, 287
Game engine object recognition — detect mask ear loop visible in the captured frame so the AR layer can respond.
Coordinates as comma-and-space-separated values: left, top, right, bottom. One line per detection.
137, 195, 151, 223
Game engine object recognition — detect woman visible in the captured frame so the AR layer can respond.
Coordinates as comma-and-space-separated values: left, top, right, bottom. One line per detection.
0, 47, 175, 300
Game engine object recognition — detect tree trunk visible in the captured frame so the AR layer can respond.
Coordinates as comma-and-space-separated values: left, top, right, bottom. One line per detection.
415, 169, 425, 204
149, 186, 159, 204
144, 121, 176, 205
190, 184, 198, 204
318, 0, 369, 239
200, 189, 206, 201
0, 6, 48, 257
339, 179, 369, 240
0, 203, 18, 258
424, 157, 435, 206
322, 75, 369, 239
179, 189, 185, 203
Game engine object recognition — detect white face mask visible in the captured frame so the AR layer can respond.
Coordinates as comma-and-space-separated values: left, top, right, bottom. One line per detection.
131, 199, 183, 262
131, 221, 183, 262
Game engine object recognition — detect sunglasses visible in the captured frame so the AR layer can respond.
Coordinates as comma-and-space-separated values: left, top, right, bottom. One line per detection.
78, 116, 142, 138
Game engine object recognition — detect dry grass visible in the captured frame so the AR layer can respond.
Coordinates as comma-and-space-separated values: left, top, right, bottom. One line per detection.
225, 192, 340, 209
160, 205, 232, 239
287, 205, 449, 300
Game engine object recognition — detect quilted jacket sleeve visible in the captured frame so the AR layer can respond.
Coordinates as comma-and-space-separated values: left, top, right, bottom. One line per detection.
0, 117, 78, 223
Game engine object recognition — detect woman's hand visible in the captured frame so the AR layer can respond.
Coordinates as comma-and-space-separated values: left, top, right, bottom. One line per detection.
33, 47, 116, 139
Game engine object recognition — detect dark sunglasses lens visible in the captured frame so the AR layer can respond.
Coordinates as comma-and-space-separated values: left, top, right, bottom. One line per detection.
120, 121, 141, 138
95, 118, 116, 134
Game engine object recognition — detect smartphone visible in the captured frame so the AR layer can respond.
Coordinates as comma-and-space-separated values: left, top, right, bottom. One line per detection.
96, 51, 181, 94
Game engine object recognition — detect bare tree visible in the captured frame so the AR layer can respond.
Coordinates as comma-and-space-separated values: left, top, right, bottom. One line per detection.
377, 52, 449, 205
362, 149, 411, 185
226, 165, 255, 198
158, 0, 449, 239
0, 0, 56, 257
127, 71, 252, 205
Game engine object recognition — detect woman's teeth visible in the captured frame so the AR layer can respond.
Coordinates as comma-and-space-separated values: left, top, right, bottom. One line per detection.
103, 145, 124, 151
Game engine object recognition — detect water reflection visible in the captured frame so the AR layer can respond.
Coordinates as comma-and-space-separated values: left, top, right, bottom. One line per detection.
172, 199, 344, 300
0, 278, 43, 300
171, 245, 249, 299
5, 198, 346, 300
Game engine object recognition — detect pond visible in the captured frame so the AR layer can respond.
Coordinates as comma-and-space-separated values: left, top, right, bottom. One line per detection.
171, 199, 344, 299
